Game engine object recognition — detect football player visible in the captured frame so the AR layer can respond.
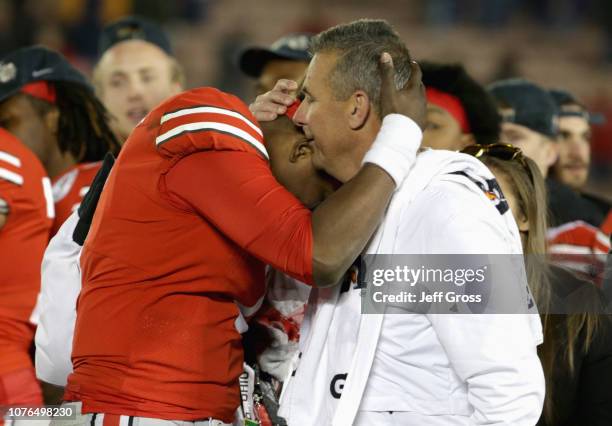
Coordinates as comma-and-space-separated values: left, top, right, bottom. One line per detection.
0, 129, 53, 420
0, 46, 119, 235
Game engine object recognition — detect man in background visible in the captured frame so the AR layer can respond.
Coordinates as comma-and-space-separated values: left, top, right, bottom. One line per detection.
93, 15, 184, 142
549, 89, 611, 234
239, 33, 312, 95
421, 61, 500, 150
487, 79, 579, 226
489, 79, 610, 283
0, 46, 119, 235
488, 78, 559, 178
0, 129, 53, 423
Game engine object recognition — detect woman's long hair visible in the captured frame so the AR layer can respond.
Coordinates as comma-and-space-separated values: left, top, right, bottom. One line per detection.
481, 155, 600, 425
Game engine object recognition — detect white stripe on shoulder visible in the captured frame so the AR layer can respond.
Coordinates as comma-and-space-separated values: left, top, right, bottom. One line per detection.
0, 150, 21, 168
161, 106, 262, 137
156, 121, 269, 159
552, 260, 593, 274
0, 167, 23, 185
595, 231, 610, 248
548, 244, 593, 255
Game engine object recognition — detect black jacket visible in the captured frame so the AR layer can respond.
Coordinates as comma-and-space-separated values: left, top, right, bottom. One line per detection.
546, 179, 606, 228
538, 267, 612, 426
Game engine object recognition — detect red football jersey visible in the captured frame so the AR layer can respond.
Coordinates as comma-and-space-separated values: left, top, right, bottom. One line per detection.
548, 220, 611, 286
0, 128, 53, 375
65, 88, 313, 422
51, 161, 102, 235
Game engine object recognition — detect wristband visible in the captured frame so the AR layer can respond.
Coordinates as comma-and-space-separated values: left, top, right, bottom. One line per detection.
361, 114, 422, 186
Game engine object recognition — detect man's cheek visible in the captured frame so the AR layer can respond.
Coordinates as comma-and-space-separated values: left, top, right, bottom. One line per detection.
583, 147, 591, 164
103, 87, 126, 100
156, 93, 168, 104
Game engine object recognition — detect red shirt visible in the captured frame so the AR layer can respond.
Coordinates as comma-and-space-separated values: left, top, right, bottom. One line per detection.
51, 161, 102, 236
65, 88, 313, 422
0, 129, 53, 375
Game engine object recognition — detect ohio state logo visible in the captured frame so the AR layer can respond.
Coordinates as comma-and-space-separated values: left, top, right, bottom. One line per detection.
0, 62, 16, 83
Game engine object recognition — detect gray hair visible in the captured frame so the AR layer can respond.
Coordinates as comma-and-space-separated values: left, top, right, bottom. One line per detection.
310, 19, 412, 114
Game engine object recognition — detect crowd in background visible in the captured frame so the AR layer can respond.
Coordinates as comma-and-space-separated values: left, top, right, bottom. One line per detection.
0, 0, 610, 197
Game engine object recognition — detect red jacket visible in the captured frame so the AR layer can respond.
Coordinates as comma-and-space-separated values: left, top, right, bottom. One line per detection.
65, 88, 313, 422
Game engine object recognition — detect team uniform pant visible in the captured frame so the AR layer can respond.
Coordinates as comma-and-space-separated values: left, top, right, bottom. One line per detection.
49, 403, 232, 426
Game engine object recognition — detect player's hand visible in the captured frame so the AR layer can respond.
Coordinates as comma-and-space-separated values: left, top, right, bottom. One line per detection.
249, 79, 298, 122
379, 53, 427, 130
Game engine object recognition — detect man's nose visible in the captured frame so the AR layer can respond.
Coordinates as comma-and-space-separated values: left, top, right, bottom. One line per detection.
126, 78, 145, 100
292, 102, 307, 127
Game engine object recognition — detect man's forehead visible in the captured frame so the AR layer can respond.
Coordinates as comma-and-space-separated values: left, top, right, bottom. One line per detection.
501, 121, 537, 136
98, 56, 170, 78
107, 63, 160, 75
559, 115, 590, 131
98, 41, 170, 69
302, 52, 336, 88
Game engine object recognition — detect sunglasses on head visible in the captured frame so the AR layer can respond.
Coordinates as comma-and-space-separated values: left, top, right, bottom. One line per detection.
462, 143, 530, 167
461, 142, 534, 183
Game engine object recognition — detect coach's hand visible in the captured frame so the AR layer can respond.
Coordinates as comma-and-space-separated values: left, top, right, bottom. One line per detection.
249, 79, 298, 122
379, 53, 427, 130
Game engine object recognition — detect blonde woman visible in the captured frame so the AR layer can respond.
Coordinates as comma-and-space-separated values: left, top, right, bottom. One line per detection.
464, 143, 612, 426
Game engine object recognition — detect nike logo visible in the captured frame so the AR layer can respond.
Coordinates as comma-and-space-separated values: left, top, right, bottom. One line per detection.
32, 68, 53, 78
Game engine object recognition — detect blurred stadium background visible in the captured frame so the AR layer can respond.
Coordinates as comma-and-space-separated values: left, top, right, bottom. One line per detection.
1, 0, 610, 197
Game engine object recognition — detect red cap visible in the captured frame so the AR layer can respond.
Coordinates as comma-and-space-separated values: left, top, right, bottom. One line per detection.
20, 81, 56, 103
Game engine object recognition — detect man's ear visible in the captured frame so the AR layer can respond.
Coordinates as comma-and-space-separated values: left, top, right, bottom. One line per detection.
43, 107, 60, 135
347, 90, 371, 130
289, 139, 314, 163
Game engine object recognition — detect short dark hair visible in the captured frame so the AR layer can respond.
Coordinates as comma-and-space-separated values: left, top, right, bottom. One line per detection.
310, 19, 412, 114
421, 62, 501, 145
